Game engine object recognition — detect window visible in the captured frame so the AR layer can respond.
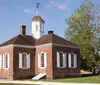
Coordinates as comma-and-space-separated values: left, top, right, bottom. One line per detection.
36, 24, 38, 31
71, 54, 74, 67
22, 53, 27, 68
3, 53, 10, 69
68, 53, 77, 68
41, 53, 44, 67
57, 52, 66, 68
59, 53, 63, 67
19, 53, 30, 69
38, 52, 47, 68
40, 24, 44, 32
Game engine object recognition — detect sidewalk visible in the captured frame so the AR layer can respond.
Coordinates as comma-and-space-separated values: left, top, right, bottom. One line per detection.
0, 80, 100, 85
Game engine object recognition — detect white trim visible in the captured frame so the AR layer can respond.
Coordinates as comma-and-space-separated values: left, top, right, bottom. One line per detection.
74, 54, 77, 68
13, 44, 34, 48
35, 43, 52, 48
57, 52, 60, 68
52, 43, 79, 49
0, 43, 79, 49
19, 53, 22, 68
27, 54, 30, 68
68, 53, 71, 68
64, 52, 67, 68
0, 44, 13, 49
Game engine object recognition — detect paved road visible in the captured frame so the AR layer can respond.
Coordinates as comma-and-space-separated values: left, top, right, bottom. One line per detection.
0, 80, 100, 85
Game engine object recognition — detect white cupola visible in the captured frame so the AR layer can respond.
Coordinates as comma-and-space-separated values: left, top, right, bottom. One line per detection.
31, 3, 45, 39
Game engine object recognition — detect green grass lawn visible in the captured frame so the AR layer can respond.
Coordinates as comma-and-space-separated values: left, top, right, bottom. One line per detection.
42, 75, 100, 83
0, 83, 35, 85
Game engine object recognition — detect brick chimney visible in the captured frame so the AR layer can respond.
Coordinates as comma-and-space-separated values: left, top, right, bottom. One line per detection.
20, 25, 26, 35
48, 31, 54, 34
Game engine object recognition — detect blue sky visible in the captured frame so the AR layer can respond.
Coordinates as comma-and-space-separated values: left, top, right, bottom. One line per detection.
0, 0, 100, 44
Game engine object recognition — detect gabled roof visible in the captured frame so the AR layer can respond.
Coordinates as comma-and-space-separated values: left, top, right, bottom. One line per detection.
32, 15, 45, 23
35, 33, 79, 48
0, 34, 36, 47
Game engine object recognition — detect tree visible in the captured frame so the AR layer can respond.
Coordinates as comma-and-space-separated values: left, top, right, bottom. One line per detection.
65, 0, 100, 71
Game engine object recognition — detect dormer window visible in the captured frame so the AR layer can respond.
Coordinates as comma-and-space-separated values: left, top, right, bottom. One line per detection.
40, 24, 43, 32
36, 24, 38, 31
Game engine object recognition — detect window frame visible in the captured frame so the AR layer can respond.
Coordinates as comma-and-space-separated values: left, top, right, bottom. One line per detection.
38, 52, 47, 69
68, 53, 77, 68
57, 52, 66, 68
22, 53, 27, 69
19, 52, 30, 69
3, 53, 10, 69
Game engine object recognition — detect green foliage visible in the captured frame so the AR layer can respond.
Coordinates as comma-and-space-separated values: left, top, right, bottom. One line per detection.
65, 0, 100, 70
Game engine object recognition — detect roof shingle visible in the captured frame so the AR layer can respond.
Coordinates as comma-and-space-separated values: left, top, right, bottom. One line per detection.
0, 34, 36, 47
31, 15, 45, 23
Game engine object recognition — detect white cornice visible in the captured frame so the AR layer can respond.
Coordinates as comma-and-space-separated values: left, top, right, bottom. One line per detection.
0, 43, 79, 49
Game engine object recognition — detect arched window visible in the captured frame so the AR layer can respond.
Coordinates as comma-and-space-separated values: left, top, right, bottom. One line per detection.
57, 52, 66, 68
59, 53, 63, 67
22, 53, 27, 68
41, 53, 44, 67
38, 52, 47, 68
71, 53, 74, 68
68, 53, 77, 68
19, 53, 30, 69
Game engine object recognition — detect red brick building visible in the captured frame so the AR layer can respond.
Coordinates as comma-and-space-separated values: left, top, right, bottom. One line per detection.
0, 14, 80, 80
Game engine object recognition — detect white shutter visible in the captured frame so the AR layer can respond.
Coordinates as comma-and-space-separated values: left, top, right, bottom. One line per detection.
57, 52, 60, 67
27, 54, 30, 68
19, 53, 22, 68
44, 52, 47, 68
38, 53, 40, 68
3, 54, 5, 69
0, 55, 2, 69
68, 53, 71, 68
74, 54, 77, 68
8, 54, 10, 69
63, 53, 66, 68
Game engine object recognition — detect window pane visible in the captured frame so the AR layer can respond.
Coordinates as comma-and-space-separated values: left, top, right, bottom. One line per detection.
22, 54, 27, 68
59, 53, 63, 67
41, 53, 44, 67
71, 54, 74, 67
5, 54, 8, 68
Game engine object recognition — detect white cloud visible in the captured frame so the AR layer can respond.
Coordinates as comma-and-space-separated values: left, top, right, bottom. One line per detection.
50, 1, 54, 5
24, 8, 34, 14
45, 4, 51, 8
45, 0, 69, 10
58, 4, 67, 10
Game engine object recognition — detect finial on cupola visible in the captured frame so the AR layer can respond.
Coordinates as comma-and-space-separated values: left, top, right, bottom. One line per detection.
36, 3, 40, 16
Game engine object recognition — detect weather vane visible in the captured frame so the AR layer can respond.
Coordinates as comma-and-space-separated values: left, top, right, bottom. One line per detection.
36, 3, 40, 15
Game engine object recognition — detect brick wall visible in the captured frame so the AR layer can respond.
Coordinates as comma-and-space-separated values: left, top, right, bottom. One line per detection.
13, 47, 35, 80
0, 45, 14, 80
52, 46, 81, 79
35, 45, 53, 79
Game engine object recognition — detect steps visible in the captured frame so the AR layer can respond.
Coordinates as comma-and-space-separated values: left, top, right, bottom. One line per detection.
32, 73, 46, 80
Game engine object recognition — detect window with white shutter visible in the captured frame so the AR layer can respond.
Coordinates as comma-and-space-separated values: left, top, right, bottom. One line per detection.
68, 53, 77, 68
38, 52, 47, 68
19, 53, 30, 69
57, 52, 66, 68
